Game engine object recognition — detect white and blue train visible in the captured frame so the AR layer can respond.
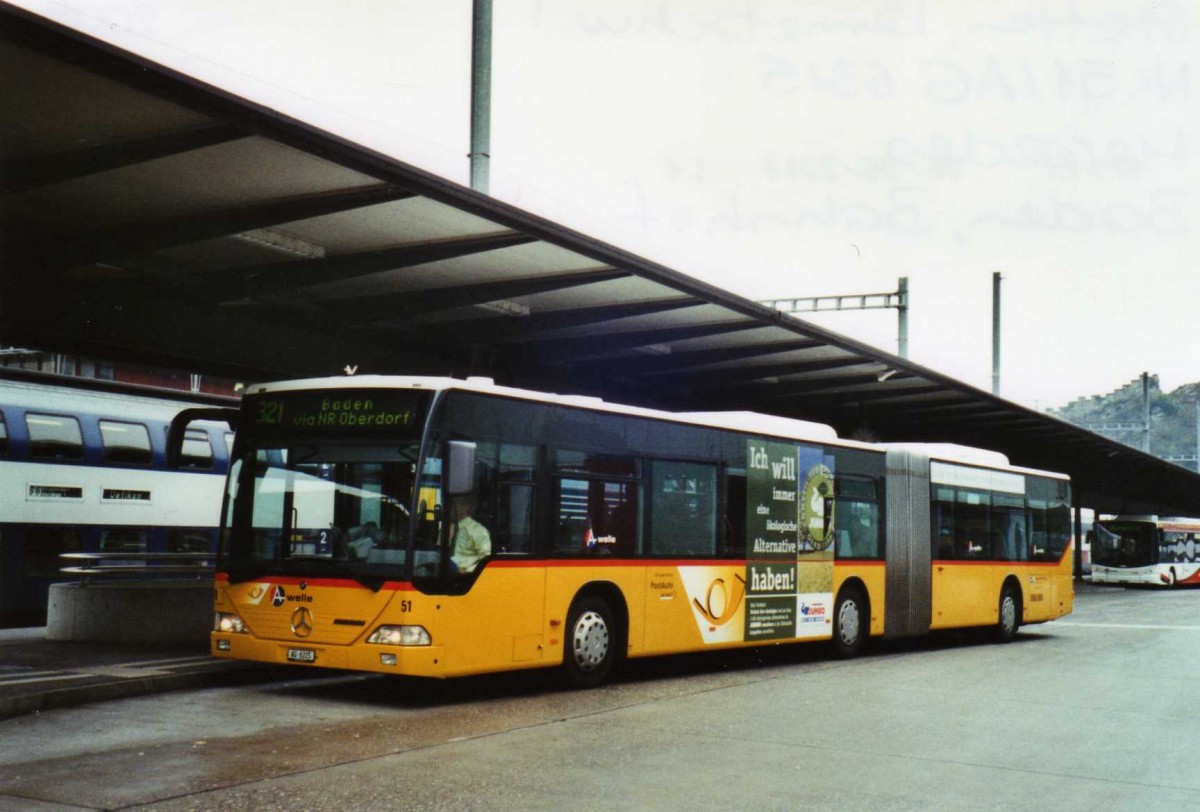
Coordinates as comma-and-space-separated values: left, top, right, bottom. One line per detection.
0, 368, 236, 626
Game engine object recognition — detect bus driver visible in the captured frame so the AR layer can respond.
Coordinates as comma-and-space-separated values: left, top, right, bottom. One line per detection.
449, 494, 491, 573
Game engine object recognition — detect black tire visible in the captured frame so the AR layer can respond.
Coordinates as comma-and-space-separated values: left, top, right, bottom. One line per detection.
994, 584, 1021, 643
562, 594, 621, 688
831, 586, 866, 658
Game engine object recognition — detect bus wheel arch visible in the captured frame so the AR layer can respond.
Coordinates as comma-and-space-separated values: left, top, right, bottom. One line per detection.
561, 582, 627, 688
994, 576, 1023, 643
832, 579, 869, 658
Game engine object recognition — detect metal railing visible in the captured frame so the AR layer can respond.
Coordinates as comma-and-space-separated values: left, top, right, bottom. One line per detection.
59, 552, 215, 584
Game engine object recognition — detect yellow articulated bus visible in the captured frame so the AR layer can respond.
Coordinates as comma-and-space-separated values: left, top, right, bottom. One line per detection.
197, 375, 1074, 687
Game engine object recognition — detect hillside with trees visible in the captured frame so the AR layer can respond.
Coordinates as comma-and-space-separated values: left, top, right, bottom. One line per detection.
1051, 375, 1200, 469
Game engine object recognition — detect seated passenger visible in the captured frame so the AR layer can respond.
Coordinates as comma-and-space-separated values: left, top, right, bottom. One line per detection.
450, 495, 492, 573
347, 521, 379, 560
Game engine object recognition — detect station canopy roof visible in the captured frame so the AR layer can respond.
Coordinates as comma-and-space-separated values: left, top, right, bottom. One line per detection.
3, 2, 1198, 516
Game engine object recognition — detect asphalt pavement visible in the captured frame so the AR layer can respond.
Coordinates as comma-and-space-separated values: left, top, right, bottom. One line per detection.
0, 578, 1114, 723
0, 627, 280, 721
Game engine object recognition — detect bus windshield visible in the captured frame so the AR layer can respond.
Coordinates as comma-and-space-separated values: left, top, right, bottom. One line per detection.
1093, 521, 1159, 568
220, 442, 422, 585
219, 387, 435, 585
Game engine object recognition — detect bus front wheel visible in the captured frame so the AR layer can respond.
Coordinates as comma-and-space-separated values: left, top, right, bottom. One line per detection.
562, 594, 620, 688
832, 586, 865, 658
994, 584, 1021, 643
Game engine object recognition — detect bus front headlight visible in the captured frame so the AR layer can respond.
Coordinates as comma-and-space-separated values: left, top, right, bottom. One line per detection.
214, 612, 248, 634
367, 625, 431, 646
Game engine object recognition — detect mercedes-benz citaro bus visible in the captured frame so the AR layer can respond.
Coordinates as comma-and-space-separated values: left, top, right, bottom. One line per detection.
190, 375, 1074, 687
1091, 515, 1200, 586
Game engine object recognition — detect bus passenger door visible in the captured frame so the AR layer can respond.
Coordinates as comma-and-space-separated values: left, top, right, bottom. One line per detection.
440, 451, 548, 673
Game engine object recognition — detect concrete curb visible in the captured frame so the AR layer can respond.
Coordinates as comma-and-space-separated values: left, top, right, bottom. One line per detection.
0, 664, 283, 722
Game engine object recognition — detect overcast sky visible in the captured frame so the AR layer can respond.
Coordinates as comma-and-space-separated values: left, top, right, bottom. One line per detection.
19, 0, 1199, 410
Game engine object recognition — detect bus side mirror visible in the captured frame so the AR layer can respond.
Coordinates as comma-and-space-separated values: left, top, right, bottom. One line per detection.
167, 407, 239, 469
445, 440, 477, 497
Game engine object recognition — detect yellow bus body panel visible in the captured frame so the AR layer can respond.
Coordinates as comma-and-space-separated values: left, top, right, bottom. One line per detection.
834, 562, 887, 638
214, 545, 1071, 678
931, 542, 1074, 630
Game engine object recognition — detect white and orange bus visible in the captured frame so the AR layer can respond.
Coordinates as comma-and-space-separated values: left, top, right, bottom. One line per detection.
1091, 515, 1200, 586
199, 375, 1074, 686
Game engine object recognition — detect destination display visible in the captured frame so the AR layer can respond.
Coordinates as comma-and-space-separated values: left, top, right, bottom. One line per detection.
244, 390, 429, 441
745, 439, 835, 642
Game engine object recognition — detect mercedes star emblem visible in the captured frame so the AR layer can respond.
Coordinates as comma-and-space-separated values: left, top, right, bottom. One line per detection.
291, 607, 313, 638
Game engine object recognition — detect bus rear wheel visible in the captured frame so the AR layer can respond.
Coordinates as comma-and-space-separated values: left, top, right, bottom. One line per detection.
832, 586, 865, 658
562, 595, 621, 688
994, 584, 1020, 643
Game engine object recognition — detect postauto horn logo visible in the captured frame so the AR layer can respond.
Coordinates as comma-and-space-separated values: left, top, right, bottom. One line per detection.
680, 568, 748, 644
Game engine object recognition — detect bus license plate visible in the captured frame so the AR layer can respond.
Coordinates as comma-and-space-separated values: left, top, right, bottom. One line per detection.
287, 648, 316, 663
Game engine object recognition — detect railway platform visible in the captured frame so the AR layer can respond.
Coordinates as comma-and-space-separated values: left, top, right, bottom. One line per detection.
0, 626, 278, 721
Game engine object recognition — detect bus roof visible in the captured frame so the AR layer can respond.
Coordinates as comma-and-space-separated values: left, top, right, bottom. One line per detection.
245, 374, 863, 447
1101, 515, 1200, 528
883, 442, 1069, 481
245, 376, 1069, 481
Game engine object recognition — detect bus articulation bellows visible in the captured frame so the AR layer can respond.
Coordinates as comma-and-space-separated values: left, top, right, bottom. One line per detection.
201, 375, 1074, 686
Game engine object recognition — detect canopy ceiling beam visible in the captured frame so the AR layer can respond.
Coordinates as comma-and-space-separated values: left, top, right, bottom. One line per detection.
422, 297, 703, 343
1, 123, 248, 193
7, 183, 412, 271
524, 320, 762, 365
325, 267, 631, 324
617, 338, 822, 378
216, 231, 538, 301
657, 355, 874, 387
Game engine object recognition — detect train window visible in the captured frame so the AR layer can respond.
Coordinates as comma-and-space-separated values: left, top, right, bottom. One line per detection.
99, 420, 152, 464
26, 413, 84, 460
0, 410, 7, 454
168, 528, 216, 555
22, 526, 83, 577
100, 528, 148, 554
179, 429, 214, 469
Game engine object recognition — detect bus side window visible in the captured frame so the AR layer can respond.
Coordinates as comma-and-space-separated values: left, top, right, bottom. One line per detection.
648, 461, 717, 557
955, 488, 989, 559
989, 493, 1027, 562
1044, 501, 1071, 561
1029, 500, 1049, 560
490, 443, 536, 554
834, 476, 879, 559
722, 468, 747, 557
931, 486, 955, 559
553, 477, 639, 557
554, 478, 588, 553
553, 451, 640, 557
